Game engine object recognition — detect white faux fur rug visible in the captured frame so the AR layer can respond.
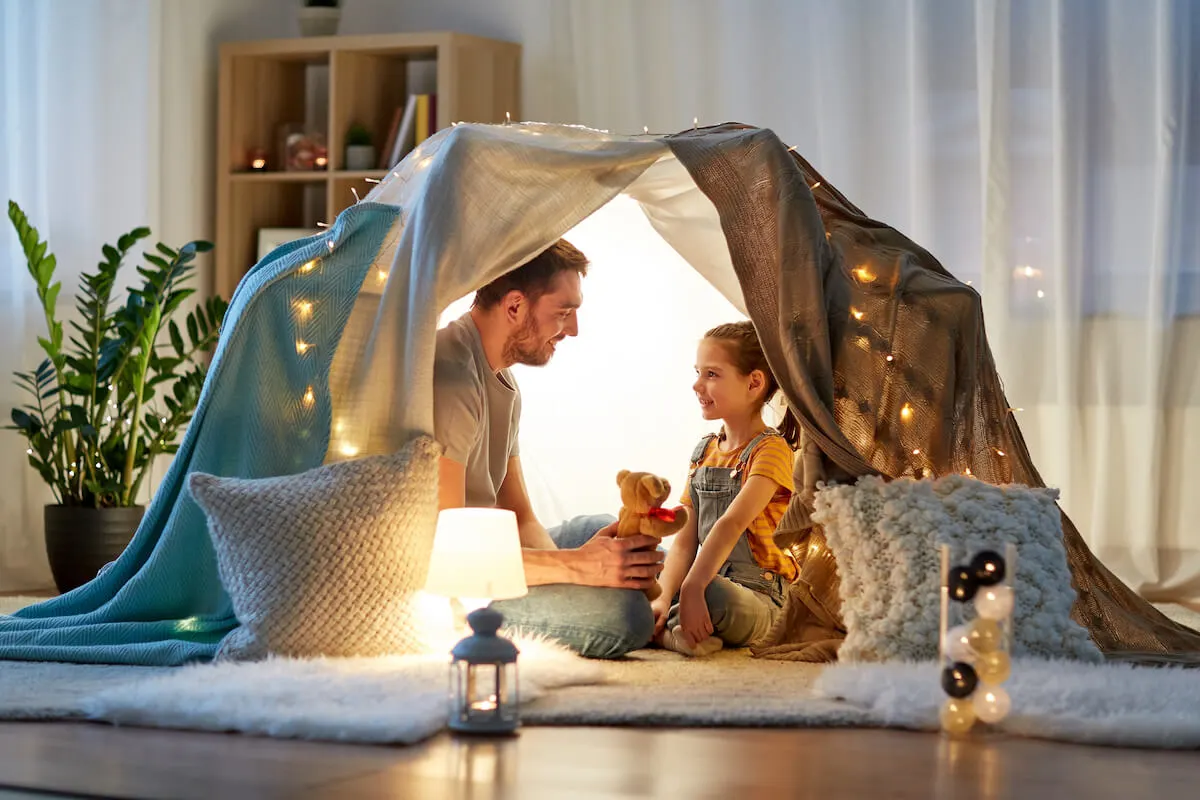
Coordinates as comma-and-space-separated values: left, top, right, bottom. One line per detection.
0, 634, 602, 745
5, 595, 1200, 749
814, 658, 1200, 749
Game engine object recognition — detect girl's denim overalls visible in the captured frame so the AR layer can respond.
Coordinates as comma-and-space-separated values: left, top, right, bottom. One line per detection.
672, 428, 788, 645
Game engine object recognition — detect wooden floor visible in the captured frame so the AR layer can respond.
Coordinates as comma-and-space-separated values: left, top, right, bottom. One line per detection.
0, 721, 1197, 799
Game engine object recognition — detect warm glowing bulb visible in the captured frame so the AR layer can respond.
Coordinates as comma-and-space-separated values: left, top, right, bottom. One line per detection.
995, 449, 1006, 457
299, 260, 316, 274
296, 300, 313, 319
376, 269, 388, 284
851, 307, 864, 320
885, 354, 895, 362
1037, 290, 1045, 299
505, 111, 511, 124
693, 116, 699, 127
314, 155, 328, 168
852, 266, 875, 282
964, 467, 973, 476
912, 448, 921, 455
900, 403, 913, 422
810, 181, 822, 191
1023, 265, 1035, 277
295, 340, 312, 355
972, 686, 1012, 724
643, 125, 649, 134
302, 386, 315, 408
940, 698, 976, 735
339, 443, 360, 457
251, 157, 266, 169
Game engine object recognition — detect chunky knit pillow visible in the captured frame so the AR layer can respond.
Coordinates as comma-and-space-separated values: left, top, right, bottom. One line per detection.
813, 474, 1102, 664
187, 435, 442, 661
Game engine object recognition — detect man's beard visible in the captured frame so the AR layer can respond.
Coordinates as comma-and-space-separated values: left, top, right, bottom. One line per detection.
502, 314, 556, 367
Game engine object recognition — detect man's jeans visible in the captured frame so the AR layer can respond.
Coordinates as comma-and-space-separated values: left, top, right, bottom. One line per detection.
489, 514, 654, 659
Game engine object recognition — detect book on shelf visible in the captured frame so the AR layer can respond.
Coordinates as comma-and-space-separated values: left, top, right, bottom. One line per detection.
377, 105, 404, 169
379, 93, 438, 170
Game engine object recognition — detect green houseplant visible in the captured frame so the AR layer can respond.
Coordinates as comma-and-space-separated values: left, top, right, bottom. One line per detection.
299, 0, 341, 36
344, 122, 376, 170
6, 200, 227, 592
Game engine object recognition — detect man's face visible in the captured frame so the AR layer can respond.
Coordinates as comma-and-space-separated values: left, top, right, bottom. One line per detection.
502, 270, 583, 367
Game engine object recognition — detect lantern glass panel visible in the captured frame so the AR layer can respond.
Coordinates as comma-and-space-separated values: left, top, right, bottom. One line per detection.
450, 659, 519, 733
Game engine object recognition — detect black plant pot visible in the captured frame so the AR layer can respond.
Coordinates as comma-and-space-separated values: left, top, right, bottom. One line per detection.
43, 505, 144, 594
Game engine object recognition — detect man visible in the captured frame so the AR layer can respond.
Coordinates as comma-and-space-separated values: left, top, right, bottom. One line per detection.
434, 239, 663, 658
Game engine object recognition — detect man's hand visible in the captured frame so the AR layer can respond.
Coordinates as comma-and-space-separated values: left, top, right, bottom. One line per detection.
678, 584, 714, 648
569, 524, 665, 590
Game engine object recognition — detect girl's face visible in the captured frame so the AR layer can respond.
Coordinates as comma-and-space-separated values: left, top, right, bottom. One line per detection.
693, 338, 764, 421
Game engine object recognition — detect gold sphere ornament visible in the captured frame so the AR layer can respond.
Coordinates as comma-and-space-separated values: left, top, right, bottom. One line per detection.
967, 618, 1003, 654
939, 698, 977, 735
972, 686, 1012, 724
975, 650, 1012, 684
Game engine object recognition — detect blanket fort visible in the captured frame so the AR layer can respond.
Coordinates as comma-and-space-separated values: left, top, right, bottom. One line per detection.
2, 122, 1196, 666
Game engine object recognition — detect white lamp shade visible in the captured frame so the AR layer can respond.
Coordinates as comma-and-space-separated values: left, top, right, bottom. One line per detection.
424, 508, 528, 601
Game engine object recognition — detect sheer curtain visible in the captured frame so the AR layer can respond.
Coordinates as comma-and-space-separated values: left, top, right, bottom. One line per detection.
0, 1, 158, 590
551, 0, 1200, 602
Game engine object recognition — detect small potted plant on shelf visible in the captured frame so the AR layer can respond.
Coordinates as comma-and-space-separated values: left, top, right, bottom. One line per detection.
298, 0, 341, 37
5, 201, 228, 593
344, 122, 375, 171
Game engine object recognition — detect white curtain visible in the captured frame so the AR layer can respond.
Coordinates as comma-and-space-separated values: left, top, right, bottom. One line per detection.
545, 0, 1200, 602
0, 0, 158, 590
5, 0, 1197, 603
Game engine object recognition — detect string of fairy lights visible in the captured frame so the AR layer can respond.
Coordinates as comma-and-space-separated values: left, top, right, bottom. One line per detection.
291, 115, 1028, 470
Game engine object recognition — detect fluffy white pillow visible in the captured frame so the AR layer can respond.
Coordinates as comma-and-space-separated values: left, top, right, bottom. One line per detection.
187, 435, 442, 661
813, 474, 1102, 664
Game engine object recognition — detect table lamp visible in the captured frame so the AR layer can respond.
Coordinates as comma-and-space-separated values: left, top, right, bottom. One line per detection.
424, 508, 528, 735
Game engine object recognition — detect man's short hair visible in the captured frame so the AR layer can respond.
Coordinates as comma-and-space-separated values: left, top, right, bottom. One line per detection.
473, 239, 589, 309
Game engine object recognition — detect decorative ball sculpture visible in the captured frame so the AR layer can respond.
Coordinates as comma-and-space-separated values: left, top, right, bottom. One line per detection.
937, 542, 1017, 735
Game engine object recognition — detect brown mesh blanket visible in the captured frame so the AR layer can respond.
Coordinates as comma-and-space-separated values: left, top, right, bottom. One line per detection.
666, 124, 1200, 665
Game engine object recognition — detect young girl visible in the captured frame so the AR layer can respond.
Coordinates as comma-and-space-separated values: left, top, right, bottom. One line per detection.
653, 321, 800, 657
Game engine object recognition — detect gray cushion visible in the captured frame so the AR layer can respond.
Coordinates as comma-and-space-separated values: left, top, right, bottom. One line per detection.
187, 435, 442, 661
813, 474, 1102, 663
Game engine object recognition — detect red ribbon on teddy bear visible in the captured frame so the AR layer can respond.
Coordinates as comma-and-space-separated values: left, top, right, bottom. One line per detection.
646, 506, 677, 523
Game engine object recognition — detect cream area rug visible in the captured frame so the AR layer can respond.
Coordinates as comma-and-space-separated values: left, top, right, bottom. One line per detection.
5, 596, 1200, 749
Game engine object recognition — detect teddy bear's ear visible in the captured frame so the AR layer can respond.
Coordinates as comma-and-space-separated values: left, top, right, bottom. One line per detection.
638, 474, 664, 498
617, 469, 630, 486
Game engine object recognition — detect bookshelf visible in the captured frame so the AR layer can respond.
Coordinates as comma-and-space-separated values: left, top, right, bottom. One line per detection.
214, 32, 521, 299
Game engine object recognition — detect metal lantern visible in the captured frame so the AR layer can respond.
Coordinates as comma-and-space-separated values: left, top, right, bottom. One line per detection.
449, 607, 520, 735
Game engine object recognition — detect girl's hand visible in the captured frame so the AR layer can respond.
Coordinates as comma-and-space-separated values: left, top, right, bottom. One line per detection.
678, 584, 713, 648
650, 595, 671, 637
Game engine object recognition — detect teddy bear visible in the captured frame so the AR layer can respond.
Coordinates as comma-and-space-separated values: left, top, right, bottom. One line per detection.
615, 469, 689, 600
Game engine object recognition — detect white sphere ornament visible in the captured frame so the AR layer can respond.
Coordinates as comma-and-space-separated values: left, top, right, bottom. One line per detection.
943, 625, 976, 662
972, 686, 1012, 724
974, 585, 1015, 620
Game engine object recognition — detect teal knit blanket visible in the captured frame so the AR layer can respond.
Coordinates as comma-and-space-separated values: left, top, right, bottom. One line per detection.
0, 204, 400, 665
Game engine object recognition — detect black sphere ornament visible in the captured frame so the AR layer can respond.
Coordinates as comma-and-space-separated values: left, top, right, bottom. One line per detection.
948, 565, 979, 602
970, 550, 1007, 586
941, 662, 979, 699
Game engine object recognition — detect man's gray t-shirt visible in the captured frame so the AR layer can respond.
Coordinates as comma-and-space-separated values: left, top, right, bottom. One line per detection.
433, 313, 521, 508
